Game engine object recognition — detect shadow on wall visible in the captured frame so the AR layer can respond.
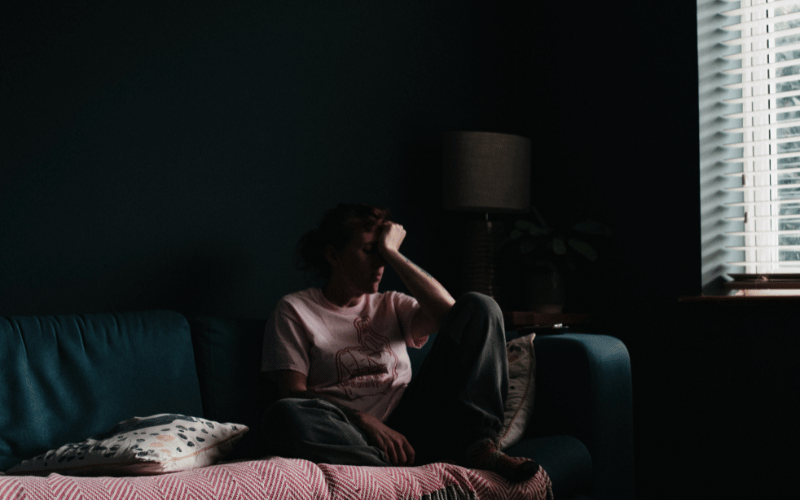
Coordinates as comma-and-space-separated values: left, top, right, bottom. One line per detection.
115, 239, 255, 316
395, 137, 464, 296
3, 239, 253, 317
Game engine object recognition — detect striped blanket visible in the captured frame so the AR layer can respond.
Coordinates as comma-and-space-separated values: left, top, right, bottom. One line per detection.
0, 457, 553, 500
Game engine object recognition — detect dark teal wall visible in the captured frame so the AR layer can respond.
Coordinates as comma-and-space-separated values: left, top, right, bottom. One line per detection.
2, 1, 534, 317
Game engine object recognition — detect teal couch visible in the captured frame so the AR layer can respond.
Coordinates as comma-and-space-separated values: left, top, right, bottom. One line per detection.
0, 311, 633, 499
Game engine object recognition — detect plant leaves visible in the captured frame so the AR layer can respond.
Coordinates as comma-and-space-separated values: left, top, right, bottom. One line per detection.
529, 227, 553, 236
531, 207, 548, 228
515, 220, 551, 236
515, 220, 538, 231
510, 229, 524, 240
573, 220, 612, 236
568, 238, 598, 261
552, 237, 567, 255
519, 240, 534, 254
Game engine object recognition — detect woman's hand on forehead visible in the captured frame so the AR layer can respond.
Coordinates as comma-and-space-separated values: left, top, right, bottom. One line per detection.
377, 221, 406, 256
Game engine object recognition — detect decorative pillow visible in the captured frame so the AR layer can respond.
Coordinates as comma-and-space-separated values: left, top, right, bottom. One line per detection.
6, 414, 248, 476
497, 333, 536, 450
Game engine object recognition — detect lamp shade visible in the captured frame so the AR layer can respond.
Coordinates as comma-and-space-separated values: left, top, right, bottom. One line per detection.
442, 131, 531, 212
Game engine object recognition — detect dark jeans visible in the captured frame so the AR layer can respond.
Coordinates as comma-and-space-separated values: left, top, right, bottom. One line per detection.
260, 292, 508, 466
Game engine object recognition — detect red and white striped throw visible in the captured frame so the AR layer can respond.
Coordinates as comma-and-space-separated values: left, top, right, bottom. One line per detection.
1, 457, 553, 500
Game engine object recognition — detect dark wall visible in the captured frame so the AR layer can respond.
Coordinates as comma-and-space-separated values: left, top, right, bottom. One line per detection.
2, 0, 532, 317
2, 1, 795, 498
549, 2, 797, 498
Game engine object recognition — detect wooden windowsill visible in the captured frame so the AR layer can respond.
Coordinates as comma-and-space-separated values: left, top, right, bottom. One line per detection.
679, 294, 800, 304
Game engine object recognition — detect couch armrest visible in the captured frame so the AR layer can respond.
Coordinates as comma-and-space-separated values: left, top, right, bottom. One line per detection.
530, 333, 634, 500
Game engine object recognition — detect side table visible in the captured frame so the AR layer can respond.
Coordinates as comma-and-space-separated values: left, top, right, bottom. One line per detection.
502, 310, 591, 334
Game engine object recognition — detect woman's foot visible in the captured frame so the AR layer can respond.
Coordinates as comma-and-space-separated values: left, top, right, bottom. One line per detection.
462, 438, 540, 482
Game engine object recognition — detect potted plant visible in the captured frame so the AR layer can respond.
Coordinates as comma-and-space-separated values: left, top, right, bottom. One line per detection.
502, 208, 611, 312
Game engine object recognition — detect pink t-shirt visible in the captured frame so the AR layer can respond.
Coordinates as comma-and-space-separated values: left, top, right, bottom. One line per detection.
261, 288, 426, 422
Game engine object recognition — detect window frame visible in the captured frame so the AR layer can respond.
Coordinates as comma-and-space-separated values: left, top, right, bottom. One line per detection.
698, 0, 800, 294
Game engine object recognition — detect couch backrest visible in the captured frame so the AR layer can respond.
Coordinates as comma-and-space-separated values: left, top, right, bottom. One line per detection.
188, 316, 276, 460
0, 311, 204, 471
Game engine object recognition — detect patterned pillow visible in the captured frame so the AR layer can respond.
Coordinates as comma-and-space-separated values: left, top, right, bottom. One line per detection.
6, 414, 248, 476
497, 333, 536, 450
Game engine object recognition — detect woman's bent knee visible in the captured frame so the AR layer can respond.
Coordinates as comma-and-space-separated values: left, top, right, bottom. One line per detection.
263, 398, 304, 425
261, 398, 349, 437
456, 292, 502, 319
261, 398, 322, 446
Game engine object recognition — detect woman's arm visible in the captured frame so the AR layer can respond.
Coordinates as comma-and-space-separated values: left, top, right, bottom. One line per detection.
274, 369, 311, 399
378, 222, 455, 338
273, 370, 415, 466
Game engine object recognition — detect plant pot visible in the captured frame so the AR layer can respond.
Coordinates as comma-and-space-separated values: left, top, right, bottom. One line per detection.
522, 263, 566, 313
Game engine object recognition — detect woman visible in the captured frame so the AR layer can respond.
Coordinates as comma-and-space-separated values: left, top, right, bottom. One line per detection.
260, 203, 539, 482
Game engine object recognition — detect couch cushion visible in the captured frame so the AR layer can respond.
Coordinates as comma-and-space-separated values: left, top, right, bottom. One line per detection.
189, 316, 276, 459
498, 332, 536, 450
505, 435, 592, 499
0, 311, 204, 472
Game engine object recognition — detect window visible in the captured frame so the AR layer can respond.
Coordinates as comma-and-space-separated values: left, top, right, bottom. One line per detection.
699, 0, 800, 293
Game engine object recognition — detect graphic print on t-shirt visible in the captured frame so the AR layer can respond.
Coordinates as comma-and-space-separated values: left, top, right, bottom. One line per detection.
335, 316, 399, 400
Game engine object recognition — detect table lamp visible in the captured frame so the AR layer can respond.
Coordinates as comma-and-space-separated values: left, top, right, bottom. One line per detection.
442, 131, 531, 300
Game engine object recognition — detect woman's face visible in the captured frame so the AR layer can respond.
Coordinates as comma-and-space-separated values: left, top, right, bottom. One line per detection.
328, 227, 386, 295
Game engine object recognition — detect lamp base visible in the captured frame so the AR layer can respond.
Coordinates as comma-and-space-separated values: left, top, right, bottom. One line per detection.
458, 219, 504, 301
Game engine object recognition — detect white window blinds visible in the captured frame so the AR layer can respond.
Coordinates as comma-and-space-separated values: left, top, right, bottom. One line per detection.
721, 0, 800, 273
